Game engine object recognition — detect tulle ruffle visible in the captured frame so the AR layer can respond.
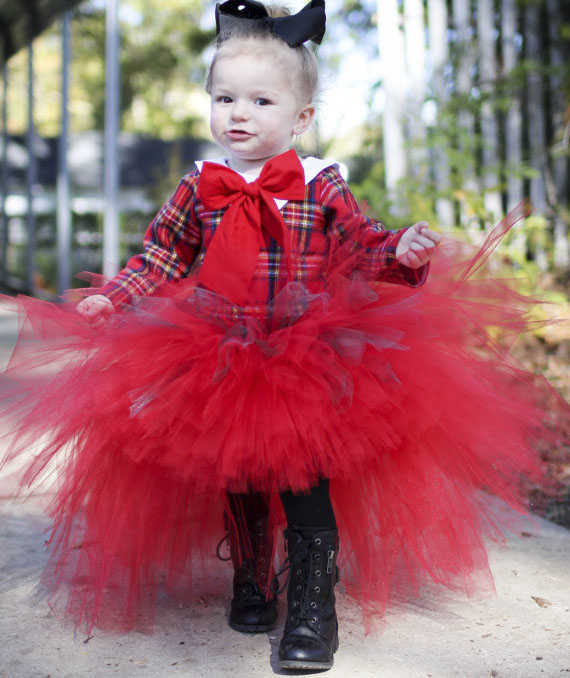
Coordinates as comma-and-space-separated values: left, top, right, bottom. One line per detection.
1, 208, 568, 631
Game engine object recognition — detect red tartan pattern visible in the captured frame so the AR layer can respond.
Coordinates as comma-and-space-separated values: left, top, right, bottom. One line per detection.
101, 164, 427, 311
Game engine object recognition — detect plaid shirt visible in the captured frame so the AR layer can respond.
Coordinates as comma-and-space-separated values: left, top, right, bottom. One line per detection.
101, 164, 427, 315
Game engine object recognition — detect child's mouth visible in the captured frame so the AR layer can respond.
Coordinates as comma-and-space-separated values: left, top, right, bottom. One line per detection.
226, 130, 253, 140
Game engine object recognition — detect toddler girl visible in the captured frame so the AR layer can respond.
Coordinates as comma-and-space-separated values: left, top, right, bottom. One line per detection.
77, 1, 439, 669
2, 0, 566, 674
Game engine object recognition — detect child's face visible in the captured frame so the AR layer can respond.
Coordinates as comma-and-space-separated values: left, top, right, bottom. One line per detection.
209, 47, 314, 172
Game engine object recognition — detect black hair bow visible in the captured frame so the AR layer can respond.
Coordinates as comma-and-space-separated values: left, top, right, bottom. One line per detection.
215, 0, 326, 47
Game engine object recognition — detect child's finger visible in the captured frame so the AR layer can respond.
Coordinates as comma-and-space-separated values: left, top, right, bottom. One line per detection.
411, 235, 438, 250
417, 224, 440, 237
399, 249, 424, 268
420, 229, 442, 246
408, 241, 426, 252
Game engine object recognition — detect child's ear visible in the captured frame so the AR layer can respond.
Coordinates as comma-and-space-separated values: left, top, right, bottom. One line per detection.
293, 104, 315, 136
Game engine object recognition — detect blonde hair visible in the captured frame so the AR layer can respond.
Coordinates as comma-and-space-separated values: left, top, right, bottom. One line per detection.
205, 4, 319, 105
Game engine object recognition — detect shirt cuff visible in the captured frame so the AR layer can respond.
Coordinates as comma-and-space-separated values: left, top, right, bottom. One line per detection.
393, 256, 430, 287
99, 281, 135, 309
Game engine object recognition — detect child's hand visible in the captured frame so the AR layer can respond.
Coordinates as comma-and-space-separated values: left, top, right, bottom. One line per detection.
396, 222, 441, 269
76, 295, 115, 327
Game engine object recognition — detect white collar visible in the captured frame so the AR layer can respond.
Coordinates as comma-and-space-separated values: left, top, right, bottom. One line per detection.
194, 155, 339, 210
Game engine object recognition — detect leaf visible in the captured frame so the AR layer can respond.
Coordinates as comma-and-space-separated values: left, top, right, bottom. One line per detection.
531, 596, 552, 608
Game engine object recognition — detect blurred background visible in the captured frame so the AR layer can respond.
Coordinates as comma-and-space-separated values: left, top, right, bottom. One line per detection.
0, 0, 568, 287
0, 0, 568, 520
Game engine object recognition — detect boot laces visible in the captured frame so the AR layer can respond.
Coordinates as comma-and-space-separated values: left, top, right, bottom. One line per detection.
217, 529, 278, 598
215, 532, 232, 561
273, 535, 327, 624
271, 529, 314, 591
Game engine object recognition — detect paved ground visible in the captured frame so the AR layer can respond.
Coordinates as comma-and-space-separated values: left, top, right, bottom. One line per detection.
1, 303, 569, 678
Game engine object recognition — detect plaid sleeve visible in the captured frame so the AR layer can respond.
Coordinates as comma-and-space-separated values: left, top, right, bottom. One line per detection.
100, 171, 202, 308
318, 167, 428, 287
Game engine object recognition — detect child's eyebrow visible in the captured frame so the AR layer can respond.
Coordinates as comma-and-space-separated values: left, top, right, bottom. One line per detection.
250, 88, 280, 97
211, 85, 234, 94
212, 85, 281, 99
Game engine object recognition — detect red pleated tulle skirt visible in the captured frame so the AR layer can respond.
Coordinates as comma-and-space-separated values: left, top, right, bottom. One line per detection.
1, 207, 568, 632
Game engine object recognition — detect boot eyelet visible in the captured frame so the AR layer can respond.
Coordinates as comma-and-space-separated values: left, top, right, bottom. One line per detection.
312, 616, 318, 624
313, 586, 320, 593
296, 584, 302, 591
314, 537, 322, 545
296, 569, 302, 576
310, 601, 317, 608
315, 569, 321, 576
313, 553, 320, 560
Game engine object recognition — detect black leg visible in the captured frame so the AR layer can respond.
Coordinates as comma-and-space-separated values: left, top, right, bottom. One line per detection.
279, 478, 337, 532
224, 492, 278, 633
278, 479, 339, 670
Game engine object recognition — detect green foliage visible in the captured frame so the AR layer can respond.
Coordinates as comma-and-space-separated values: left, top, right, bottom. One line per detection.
344, 0, 570, 285
70, 0, 213, 138
5, 0, 213, 139
348, 38, 569, 272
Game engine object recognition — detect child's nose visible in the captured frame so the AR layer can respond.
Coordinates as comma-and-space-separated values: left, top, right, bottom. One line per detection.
230, 100, 249, 121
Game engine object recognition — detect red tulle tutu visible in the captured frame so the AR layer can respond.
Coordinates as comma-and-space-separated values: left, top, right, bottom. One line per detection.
1, 209, 568, 632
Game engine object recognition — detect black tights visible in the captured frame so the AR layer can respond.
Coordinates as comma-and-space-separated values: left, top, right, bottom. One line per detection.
226, 478, 336, 535
279, 478, 337, 530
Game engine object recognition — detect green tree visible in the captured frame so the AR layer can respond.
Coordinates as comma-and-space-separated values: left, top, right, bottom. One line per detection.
5, 0, 214, 139
71, 0, 213, 138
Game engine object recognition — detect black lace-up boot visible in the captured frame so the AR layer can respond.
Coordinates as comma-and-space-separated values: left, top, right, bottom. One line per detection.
278, 527, 339, 670
221, 493, 278, 633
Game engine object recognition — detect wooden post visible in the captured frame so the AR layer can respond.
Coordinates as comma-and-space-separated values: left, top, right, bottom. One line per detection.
525, 1, 548, 270
427, 0, 453, 228
378, 0, 407, 217
26, 41, 37, 294
57, 12, 72, 294
0, 52, 8, 284
452, 0, 479, 239
501, 0, 525, 258
546, 0, 569, 269
103, 0, 120, 278
404, 0, 427, 181
477, 0, 501, 224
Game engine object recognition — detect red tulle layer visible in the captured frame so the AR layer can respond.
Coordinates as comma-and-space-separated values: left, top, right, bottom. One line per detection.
1, 214, 568, 632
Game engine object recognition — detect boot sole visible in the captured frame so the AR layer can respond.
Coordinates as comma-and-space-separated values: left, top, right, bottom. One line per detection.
229, 621, 277, 633
278, 633, 338, 670
278, 658, 333, 670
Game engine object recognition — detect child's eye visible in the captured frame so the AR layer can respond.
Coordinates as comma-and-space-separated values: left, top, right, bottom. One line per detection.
216, 95, 232, 103
255, 97, 271, 106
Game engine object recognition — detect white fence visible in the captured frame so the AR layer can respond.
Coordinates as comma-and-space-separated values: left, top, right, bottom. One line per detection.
377, 0, 568, 269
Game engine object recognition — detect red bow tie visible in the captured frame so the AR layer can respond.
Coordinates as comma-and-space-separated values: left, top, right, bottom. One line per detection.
197, 149, 306, 305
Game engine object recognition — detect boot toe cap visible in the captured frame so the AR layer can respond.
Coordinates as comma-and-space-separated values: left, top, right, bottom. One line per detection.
229, 598, 278, 632
278, 626, 336, 668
